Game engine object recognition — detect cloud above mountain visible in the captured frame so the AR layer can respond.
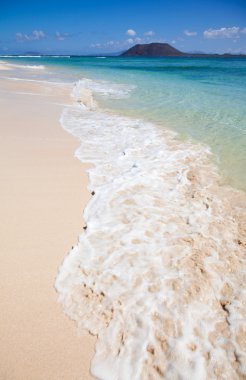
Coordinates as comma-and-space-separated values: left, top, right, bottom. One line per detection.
126, 29, 136, 36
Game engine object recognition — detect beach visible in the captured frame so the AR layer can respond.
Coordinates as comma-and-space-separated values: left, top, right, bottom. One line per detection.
0, 65, 96, 379
1, 0, 246, 375
0, 58, 246, 380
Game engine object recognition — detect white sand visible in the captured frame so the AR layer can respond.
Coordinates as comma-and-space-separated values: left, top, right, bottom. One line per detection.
0, 75, 96, 379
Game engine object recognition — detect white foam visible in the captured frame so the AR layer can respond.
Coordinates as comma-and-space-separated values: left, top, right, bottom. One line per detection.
24, 64, 45, 69
51, 55, 71, 58
72, 78, 135, 100
16, 55, 42, 58
3, 77, 70, 87
0, 55, 42, 58
9, 63, 46, 70
56, 80, 246, 379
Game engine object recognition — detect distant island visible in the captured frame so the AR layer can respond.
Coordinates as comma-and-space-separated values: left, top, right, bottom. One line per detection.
3, 43, 246, 58
120, 42, 246, 58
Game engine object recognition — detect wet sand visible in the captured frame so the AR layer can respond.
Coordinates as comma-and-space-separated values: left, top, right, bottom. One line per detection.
0, 71, 96, 379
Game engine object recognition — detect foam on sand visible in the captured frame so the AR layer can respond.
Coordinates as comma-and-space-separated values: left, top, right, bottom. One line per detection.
0, 61, 12, 70
0, 60, 46, 70
56, 78, 246, 380
11, 63, 46, 70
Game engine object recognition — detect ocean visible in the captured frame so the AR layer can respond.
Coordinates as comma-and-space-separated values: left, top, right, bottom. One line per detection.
2, 55, 246, 190
1, 56, 246, 379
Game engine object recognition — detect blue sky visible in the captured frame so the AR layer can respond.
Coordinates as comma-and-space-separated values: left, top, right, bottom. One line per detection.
1, 0, 246, 54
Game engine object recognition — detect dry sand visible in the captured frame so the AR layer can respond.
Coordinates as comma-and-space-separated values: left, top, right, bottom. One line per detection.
0, 73, 96, 379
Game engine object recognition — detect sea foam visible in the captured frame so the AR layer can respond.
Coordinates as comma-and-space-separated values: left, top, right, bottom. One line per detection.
72, 78, 135, 100
56, 78, 246, 380
6, 63, 46, 70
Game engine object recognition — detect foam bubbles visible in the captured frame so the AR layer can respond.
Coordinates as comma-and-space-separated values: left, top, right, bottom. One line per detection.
56, 80, 246, 380
9, 63, 46, 70
72, 78, 135, 101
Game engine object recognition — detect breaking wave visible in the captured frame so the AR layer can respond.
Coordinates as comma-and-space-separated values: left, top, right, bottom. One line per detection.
56, 78, 246, 380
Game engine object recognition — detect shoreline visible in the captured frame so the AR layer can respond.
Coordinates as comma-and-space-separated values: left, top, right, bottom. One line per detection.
1, 60, 246, 379
56, 73, 246, 378
0, 67, 96, 379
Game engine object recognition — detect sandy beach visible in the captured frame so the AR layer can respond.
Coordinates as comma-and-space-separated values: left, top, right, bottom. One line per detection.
0, 67, 96, 379
1, 55, 246, 380
1, 0, 246, 377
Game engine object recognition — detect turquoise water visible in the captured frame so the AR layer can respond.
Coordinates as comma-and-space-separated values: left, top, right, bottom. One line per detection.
3, 56, 246, 190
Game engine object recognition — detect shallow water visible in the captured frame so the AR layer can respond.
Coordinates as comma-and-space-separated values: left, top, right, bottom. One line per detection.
2, 55, 246, 190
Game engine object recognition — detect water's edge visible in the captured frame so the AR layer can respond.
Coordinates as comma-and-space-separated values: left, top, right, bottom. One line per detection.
55, 79, 246, 380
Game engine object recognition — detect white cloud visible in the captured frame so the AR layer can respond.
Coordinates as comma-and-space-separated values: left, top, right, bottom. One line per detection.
16, 32, 26, 41
125, 37, 142, 45
104, 40, 119, 46
126, 29, 136, 36
172, 40, 176, 44
91, 40, 122, 49
55, 31, 68, 41
16, 30, 46, 42
184, 30, 197, 37
126, 38, 134, 44
203, 26, 240, 39
241, 27, 246, 34
32, 30, 45, 39
144, 30, 155, 36
90, 43, 101, 48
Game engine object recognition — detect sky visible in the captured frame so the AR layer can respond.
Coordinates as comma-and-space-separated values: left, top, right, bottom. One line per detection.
1, 0, 246, 55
